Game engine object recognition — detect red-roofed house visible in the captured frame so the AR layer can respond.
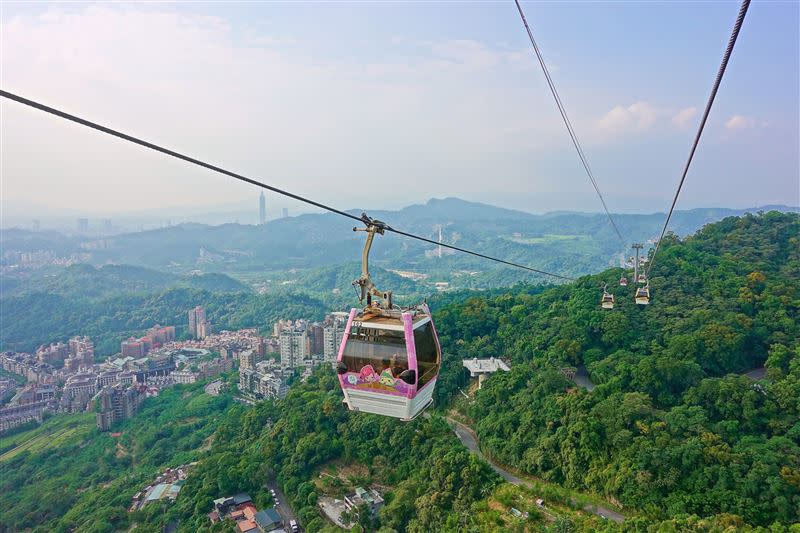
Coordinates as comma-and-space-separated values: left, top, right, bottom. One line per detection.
237, 519, 258, 533
241, 504, 257, 521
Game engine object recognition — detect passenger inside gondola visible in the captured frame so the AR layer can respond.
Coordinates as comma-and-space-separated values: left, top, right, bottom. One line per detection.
341, 326, 409, 382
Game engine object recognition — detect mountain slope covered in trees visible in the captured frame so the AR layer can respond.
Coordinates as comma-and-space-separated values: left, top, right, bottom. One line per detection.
433, 211, 800, 526
1, 212, 797, 532
0, 287, 324, 356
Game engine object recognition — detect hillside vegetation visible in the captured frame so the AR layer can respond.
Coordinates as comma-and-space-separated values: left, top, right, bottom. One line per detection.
0, 379, 237, 533
0, 286, 324, 356
173, 212, 800, 531
1, 212, 797, 532
433, 211, 800, 526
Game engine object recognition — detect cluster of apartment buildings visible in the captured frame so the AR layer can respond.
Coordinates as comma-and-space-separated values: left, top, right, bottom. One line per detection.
120, 325, 176, 358
238, 357, 288, 401
1, 352, 56, 384
235, 313, 348, 401
274, 313, 348, 369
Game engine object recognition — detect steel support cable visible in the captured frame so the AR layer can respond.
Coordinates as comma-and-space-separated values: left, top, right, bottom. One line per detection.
514, 0, 627, 249
0, 89, 575, 281
645, 0, 751, 279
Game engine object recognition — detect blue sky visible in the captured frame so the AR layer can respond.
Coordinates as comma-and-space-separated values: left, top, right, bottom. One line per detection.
1, 1, 798, 217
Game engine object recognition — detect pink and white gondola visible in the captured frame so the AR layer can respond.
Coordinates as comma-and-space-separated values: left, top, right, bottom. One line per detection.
335, 214, 441, 421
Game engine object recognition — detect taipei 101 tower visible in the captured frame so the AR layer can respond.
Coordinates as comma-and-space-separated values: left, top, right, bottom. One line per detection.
259, 192, 266, 225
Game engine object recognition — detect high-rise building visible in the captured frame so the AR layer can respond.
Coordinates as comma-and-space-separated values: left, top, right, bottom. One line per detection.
323, 313, 348, 363
64, 336, 94, 369
281, 208, 289, 218
239, 349, 258, 371
257, 337, 268, 358
121, 338, 149, 358
188, 306, 209, 339
259, 192, 266, 225
96, 384, 142, 431
77, 218, 89, 233
102, 219, 113, 234
308, 324, 325, 356
279, 329, 307, 369
36, 342, 68, 364
196, 321, 210, 339
147, 325, 175, 346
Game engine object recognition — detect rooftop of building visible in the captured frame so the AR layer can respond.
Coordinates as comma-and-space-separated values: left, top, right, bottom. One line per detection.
462, 357, 511, 373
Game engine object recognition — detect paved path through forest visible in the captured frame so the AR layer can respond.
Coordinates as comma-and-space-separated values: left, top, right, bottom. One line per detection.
447, 417, 624, 524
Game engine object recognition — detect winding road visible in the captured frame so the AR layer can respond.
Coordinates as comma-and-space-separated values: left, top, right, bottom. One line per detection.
448, 418, 624, 524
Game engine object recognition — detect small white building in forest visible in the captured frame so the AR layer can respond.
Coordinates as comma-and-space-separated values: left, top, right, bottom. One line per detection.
462, 357, 510, 388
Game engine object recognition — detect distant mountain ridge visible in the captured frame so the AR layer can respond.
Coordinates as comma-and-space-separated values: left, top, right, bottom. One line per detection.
2, 198, 797, 287
1, 263, 250, 299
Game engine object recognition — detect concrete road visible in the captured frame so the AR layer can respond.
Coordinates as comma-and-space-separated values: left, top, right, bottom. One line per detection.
266, 480, 299, 529
743, 367, 767, 380
448, 418, 624, 524
204, 379, 223, 396
571, 365, 596, 391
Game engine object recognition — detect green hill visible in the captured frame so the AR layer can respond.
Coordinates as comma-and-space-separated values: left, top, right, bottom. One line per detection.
1, 263, 250, 299
1, 212, 797, 532
432, 211, 800, 526
0, 287, 323, 356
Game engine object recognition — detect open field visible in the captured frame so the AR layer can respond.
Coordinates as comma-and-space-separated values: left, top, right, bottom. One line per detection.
0, 413, 94, 461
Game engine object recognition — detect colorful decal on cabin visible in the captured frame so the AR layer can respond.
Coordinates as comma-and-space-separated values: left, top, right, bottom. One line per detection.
341, 365, 411, 395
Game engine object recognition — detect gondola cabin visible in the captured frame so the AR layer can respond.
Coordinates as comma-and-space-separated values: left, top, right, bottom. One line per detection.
635, 286, 650, 305
619, 276, 628, 286
637, 273, 647, 284
601, 292, 615, 310
336, 304, 441, 421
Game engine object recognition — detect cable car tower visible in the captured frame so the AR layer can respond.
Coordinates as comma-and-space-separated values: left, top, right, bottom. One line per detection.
632, 243, 646, 284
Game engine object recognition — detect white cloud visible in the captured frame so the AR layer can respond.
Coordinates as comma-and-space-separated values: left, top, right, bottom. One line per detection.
671, 107, 697, 127
725, 114, 752, 130
596, 102, 660, 134
0, 5, 566, 214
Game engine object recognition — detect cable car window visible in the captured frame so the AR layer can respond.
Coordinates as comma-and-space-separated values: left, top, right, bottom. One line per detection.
342, 326, 408, 378
414, 322, 440, 389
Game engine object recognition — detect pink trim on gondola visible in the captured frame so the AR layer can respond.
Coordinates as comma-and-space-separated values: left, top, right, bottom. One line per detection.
402, 312, 416, 399
421, 303, 442, 389
336, 308, 358, 392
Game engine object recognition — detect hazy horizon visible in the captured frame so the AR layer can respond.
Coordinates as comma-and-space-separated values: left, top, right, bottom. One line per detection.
2, 195, 797, 235
2, 2, 798, 220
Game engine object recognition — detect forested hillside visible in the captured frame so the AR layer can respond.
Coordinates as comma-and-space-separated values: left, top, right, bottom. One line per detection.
433, 211, 800, 526
0, 379, 237, 532
171, 212, 799, 531
0, 287, 324, 356
2, 212, 797, 532
1, 263, 250, 299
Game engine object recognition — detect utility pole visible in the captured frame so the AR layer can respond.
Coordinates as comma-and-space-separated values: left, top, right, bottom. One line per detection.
632, 243, 644, 283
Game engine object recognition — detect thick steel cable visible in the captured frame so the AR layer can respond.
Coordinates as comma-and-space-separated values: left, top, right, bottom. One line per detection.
0, 89, 575, 281
646, 0, 751, 279
514, 0, 627, 249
